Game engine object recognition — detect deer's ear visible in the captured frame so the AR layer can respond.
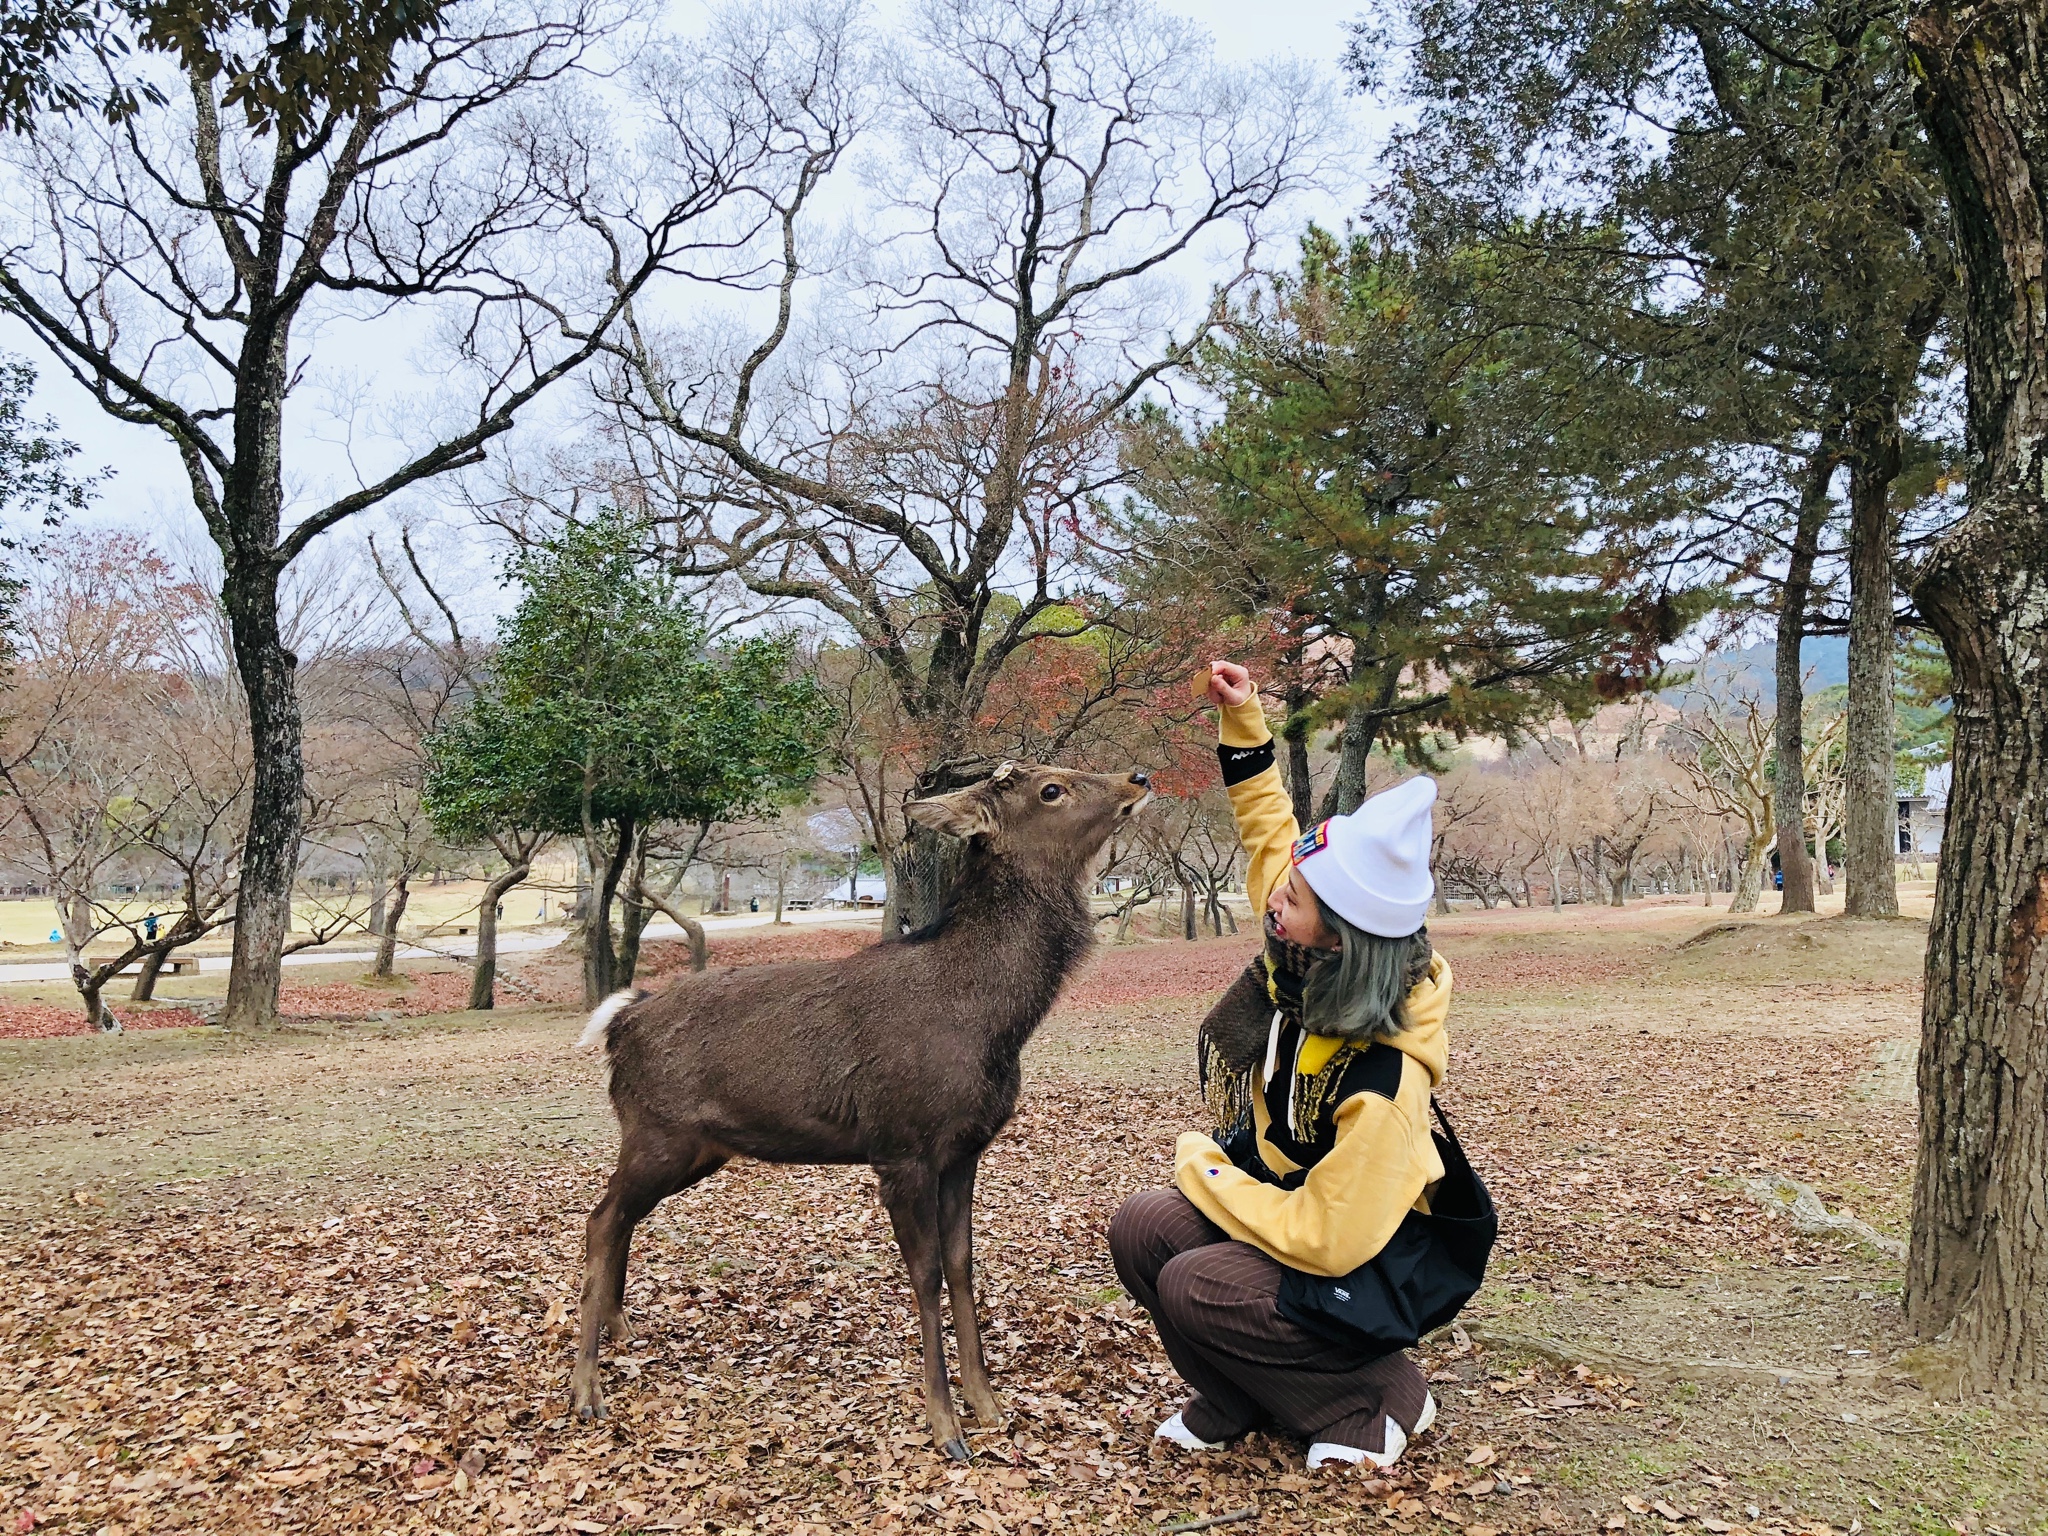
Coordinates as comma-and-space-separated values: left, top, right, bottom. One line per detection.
905, 788, 998, 841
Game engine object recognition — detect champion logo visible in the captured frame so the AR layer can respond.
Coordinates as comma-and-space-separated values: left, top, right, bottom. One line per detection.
1290, 822, 1330, 864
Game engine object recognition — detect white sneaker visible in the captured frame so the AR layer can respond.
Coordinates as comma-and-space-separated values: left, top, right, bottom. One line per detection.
1306, 1393, 1435, 1471
1154, 1410, 1224, 1451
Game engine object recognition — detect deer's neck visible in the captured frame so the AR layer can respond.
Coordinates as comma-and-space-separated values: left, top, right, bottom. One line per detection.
928, 857, 1093, 1046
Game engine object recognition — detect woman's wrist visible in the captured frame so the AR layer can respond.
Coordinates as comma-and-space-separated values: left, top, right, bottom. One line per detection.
1217, 685, 1271, 749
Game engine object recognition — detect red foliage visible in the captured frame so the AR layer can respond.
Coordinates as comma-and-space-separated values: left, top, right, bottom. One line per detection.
0, 1002, 208, 1040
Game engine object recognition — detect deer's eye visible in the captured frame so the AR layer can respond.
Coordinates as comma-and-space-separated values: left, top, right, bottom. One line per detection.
1040, 783, 1065, 802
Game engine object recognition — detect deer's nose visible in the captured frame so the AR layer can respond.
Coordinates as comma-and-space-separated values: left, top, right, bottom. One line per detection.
1129, 770, 1151, 788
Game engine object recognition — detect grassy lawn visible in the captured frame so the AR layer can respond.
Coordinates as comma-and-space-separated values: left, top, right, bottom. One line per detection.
2, 894, 2040, 1535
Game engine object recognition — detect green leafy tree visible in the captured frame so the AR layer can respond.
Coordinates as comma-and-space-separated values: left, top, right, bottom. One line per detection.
0, 0, 451, 136
1124, 227, 1704, 819
1893, 634, 1951, 787
425, 514, 833, 1006
1365, 0, 1955, 917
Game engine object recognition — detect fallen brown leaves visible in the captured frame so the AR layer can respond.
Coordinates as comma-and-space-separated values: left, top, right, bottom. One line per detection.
0, 1004, 207, 1041
0, 909, 1995, 1535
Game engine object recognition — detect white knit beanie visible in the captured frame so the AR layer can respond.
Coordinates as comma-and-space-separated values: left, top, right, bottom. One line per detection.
1291, 776, 1437, 937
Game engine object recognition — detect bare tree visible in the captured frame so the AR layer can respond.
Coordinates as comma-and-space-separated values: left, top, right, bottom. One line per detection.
596, 0, 1333, 927
0, 0, 838, 1026
1803, 707, 1847, 897
1670, 693, 1778, 913
1499, 755, 1589, 911
0, 535, 243, 1026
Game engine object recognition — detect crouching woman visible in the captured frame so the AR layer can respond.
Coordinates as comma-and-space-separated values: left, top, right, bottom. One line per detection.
1110, 661, 1490, 1470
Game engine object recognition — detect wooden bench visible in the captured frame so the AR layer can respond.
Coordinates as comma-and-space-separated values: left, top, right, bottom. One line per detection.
162, 957, 196, 976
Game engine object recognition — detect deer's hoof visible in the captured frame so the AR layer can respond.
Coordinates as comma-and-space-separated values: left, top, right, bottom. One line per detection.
964, 1388, 1007, 1428
941, 1437, 971, 1464
569, 1364, 607, 1423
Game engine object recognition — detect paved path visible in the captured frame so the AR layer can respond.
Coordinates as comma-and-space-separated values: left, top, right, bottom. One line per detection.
0, 907, 883, 984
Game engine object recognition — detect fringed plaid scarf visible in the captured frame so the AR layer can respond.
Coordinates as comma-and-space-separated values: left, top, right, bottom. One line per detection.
1198, 916, 1431, 1148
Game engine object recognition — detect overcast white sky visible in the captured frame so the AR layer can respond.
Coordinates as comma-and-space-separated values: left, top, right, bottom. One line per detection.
4, 0, 1392, 587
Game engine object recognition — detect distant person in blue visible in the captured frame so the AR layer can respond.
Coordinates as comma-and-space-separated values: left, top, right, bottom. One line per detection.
144, 912, 160, 941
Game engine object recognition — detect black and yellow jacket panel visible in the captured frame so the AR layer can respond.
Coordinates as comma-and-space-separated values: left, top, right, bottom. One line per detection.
1173, 688, 1452, 1278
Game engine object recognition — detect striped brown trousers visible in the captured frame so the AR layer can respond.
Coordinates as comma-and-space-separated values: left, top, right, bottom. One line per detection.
1108, 1188, 1429, 1453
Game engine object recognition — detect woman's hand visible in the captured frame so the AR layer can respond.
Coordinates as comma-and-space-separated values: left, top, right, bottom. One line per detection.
1203, 660, 1255, 709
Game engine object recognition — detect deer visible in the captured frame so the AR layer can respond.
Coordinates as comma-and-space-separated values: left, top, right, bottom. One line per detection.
570, 762, 1152, 1460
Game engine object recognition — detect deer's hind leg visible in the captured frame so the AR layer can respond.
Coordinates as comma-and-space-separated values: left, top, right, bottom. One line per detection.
938, 1155, 1005, 1429
876, 1159, 968, 1462
571, 1128, 726, 1423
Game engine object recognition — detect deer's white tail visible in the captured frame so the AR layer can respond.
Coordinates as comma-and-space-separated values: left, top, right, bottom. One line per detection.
579, 989, 643, 1053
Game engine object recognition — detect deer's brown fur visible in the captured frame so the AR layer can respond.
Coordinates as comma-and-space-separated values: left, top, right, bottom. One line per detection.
571, 763, 1152, 1458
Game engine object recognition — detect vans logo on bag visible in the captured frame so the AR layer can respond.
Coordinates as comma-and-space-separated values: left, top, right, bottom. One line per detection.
1332, 1287, 1351, 1302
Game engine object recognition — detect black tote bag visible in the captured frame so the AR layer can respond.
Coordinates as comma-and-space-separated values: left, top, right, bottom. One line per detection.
1274, 1098, 1497, 1356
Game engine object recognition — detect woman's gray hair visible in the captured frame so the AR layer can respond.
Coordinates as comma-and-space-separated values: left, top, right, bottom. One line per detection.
1303, 895, 1432, 1041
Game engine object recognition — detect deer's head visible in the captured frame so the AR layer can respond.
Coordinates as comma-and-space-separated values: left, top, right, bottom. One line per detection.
906, 763, 1151, 879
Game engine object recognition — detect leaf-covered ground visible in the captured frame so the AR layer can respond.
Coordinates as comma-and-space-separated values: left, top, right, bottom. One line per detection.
4, 899, 2043, 1536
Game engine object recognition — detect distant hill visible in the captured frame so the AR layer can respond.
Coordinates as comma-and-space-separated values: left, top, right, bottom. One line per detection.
1668, 636, 1848, 703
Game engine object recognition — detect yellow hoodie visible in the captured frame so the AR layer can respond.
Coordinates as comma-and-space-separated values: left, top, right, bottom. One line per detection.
1172, 688, 1451, 1278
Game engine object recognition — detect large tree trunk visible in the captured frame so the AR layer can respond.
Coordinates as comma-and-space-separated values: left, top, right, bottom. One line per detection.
221, 559, 304, 1030
889, 821, 972, 933
129, 943, 171, 1002
1318, 709, 1385, 820
1775, 440, 1836, 914
581, 816, 636, 1005
372, 871, 410, 979
1728, 840, 1767, 914
1843, 412, 1903, 918
469, 862, 531, 1011
1281, 677, 1316, 829
367, 870, 389, 939
1904, 0, 2048, 1397
617, 846, 653, 986
72, 962, 120, 1033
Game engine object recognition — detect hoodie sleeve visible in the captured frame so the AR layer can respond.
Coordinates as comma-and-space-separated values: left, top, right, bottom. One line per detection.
1173, 1088, 1433, 1277
1217, 686, 1300, 913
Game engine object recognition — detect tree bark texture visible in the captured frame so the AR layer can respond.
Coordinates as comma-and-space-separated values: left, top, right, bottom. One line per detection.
617, 846, 653, 988
221, 557, 305, 1029
129, 945, 169, 1002
372, 870, 411, 979
1844, 414, 1903, 918
1776, 441, 1838, 914
582, 817, 636, 1006
637, 890, 710, 973
75, 971, 119, 1032
1729, 848, 1766, 914
1319, 713, 1378, 820
888, 821, 972, 933
1905, 0, 2048, 1397
1282, 674, 1316, 830
469, 862, 531, 1011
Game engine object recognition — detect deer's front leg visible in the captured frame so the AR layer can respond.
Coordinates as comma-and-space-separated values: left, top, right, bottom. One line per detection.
877, 1160, 968, 1461
939, 1155, 1005, 1429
